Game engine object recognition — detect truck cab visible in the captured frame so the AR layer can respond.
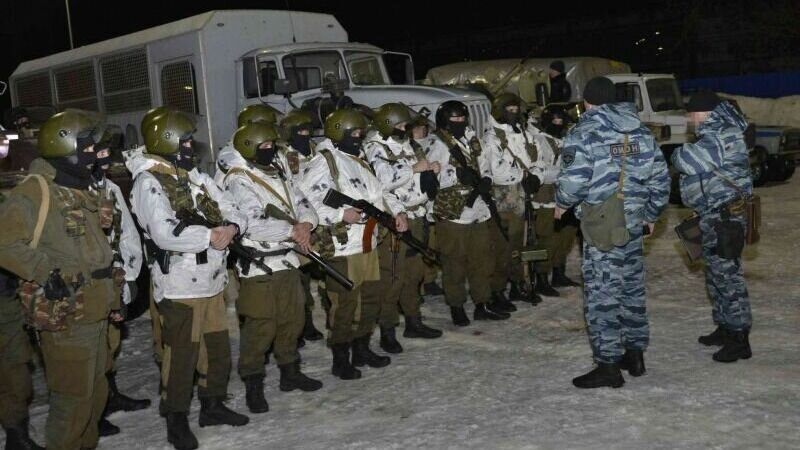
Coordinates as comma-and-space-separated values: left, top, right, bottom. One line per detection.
238, 42, 492, 134
605, 73, 689, 148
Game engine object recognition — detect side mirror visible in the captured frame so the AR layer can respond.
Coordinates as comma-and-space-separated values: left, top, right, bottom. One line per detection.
272, 79, 299, 95
0, 81, 7, 96
535, 82, 549, 107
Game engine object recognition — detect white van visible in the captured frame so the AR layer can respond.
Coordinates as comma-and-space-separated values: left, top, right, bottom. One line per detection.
10, 10, 490, 171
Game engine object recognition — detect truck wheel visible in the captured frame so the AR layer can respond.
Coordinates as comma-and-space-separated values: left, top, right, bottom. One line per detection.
751, 161, 767, 187
778, 160, 795, 181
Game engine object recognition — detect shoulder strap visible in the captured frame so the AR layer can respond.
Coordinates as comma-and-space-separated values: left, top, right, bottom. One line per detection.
713, 169, 747, 199
226, 167, 295, 217
318, 149, 342, 191
617, 135, 628, 198
494, 127, 531, 170
24, 174, 50, 249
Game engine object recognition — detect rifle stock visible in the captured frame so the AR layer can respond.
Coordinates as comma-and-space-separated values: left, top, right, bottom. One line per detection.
263, 204, 355, 290
322, 189, 441, 265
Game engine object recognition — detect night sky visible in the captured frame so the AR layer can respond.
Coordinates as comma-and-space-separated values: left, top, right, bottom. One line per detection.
3, 0, 799, 114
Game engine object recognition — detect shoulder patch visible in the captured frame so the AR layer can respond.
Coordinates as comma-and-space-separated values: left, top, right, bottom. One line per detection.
561, 147, 576, 167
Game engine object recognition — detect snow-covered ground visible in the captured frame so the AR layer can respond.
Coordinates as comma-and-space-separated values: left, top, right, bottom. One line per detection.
10, 177, 800, 450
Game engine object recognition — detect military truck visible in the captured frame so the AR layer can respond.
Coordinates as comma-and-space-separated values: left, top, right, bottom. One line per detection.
752, 126, 799, 185
9, 10, 490, 173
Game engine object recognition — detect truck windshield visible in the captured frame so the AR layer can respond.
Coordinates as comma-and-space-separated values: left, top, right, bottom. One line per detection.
281, 51, 349, 91
344, 51, 390, 86
646, 78, 684, 112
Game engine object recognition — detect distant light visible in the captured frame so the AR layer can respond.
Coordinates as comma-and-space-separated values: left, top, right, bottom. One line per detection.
655, 31, 661, 35
658, 46, 664, 51
184, 86, 193, 90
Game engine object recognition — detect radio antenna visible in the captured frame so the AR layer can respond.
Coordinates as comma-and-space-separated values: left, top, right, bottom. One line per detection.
285, 0, 297, 43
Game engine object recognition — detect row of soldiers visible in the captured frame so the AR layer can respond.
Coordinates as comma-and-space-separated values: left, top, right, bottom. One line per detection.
0, 91, 579, 450
0, 78, 757, 450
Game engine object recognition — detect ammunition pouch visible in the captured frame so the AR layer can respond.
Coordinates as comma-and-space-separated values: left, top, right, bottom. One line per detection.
715, 209, 745, 260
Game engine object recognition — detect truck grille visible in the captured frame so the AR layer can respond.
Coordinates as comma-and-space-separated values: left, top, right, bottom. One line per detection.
467, 101, 491, 137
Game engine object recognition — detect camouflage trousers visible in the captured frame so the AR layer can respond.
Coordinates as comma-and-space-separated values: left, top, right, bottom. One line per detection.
534, 207, 579, 274
700, 213, 753, 331
582, 233, 649, 364
158, 294, 230, 414
325, 252, 381, 345
437, 220, 495, 306
376, 219, 426, 328
0, 296, 33, 429
39, 319, 109, 450
237, 270, 304, 377
491, 212, 525, 292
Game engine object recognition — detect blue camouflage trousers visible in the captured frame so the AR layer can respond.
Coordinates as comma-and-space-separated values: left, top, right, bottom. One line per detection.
582, 233, 648, 364
699, 212, 752, 331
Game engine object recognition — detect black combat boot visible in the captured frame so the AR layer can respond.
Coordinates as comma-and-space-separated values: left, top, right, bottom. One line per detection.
105, 371, 151, 414
302, 307, 324, 341
98, 417, 121, 437
698, 326, 726, 346
352, 334, 391, 368
474, 303, 510, 321
331, 343, 362, 380
490, 291, 517, 313
379, 326, 403, 354
165, 412, 198, 450
242, 375, 269, 414
3, 419, 45, 450
423, 281, 445, 296
509, 280, 542, 305
199, 396, 249, 427
572, 363, 625, 389
534, 273, 560, 297
450, 306, 470, 327
279, 362, 323, 392
551, 266, 580, 288
619, 349, 646, 377
403, 316, 443, 339
713, 329, 752, 363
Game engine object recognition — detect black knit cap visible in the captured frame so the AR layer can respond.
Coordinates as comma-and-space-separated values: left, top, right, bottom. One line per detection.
583, 77, 616, 106
686, 90, 721, 112
550, 60, 565, 73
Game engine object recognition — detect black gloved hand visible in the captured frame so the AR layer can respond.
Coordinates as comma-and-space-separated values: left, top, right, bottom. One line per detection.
523, 174, 542, 196
419, 170, 440, 200
44, 269, 70, 301
477, 177, 493, 196
456, 167, 480, 187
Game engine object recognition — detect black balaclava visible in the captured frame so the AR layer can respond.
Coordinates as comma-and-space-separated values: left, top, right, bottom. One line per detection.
447, 120, 467, 140
52, 135, 95, 189
502, 109, 522, 132
390, 127, 408, 142
289, 125, 312, 156
339, 132, 363, 156
255, 142, 277, 167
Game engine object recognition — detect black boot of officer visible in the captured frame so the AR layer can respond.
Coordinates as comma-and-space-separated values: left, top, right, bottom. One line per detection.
572, 363, 625, 389
352, 334, 391, 368
379, 326, 403, 354
534, 273, 560, 297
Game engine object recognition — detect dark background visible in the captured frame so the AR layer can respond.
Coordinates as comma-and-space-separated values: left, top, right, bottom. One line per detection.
3, 0, 800, 113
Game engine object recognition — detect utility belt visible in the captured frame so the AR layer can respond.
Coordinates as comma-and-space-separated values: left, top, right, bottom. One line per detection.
144, 238, 208, 274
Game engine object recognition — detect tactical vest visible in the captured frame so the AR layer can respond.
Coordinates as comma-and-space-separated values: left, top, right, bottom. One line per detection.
147, 164, 223, 225
432, 130, 482, 220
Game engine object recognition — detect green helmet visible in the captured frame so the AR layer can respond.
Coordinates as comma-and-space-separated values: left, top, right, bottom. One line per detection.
141, 106, 168, 133
279, 109, 314, 140
324, 109, 369, 143
491, 93, 523, 121
373, 103, 413, 138
143, 110, 196, 156
237, 104, 281, 127
37, 110, 104, 159
232, 123, 280, 160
